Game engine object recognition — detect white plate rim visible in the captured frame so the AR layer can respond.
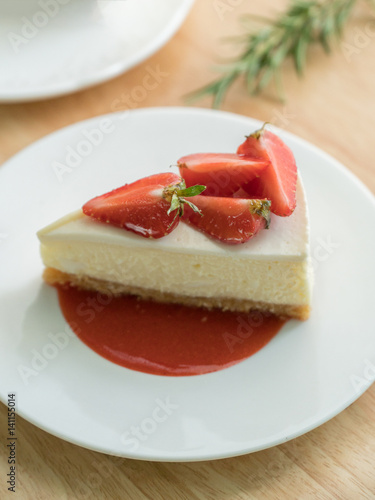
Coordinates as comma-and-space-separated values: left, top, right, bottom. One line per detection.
0, 106, 374, 462
0, 0, 195, 102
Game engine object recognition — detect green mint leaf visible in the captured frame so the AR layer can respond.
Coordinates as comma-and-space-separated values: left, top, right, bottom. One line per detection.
178, 185, 206, 197
181, 199, 204, 216
167, 193, 181, 215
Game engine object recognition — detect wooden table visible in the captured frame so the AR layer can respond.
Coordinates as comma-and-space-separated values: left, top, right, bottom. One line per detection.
1, 1, 374, 498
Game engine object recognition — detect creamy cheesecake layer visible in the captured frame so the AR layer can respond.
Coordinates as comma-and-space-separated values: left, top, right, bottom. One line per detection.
39, 179, 309, 259
38, 179, 313, 316
40, 240, 312, 305
42, 267, 311, 320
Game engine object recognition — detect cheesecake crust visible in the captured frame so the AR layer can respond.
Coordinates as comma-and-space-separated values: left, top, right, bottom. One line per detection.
43, 267, 310, 321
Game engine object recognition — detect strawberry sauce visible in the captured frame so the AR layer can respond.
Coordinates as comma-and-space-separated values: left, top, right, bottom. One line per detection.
57, 286, 286, 376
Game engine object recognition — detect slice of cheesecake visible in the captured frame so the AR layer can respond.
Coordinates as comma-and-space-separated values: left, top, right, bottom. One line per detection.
37, 177, 313, 320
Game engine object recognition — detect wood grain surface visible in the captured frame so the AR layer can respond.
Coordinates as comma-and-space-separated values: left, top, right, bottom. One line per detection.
1, 1, 374, 499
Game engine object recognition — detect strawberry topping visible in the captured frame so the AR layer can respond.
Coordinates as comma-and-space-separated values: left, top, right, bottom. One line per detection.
114, 172, 181, 195
82, 126, 298, 243
237, 127, 297, 216
178, 153, 269, 196
82, 173, 205, 239
182, 195, 271, 244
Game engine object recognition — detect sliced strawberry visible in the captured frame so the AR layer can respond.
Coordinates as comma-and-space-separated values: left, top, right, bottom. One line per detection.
178, 153, 269, 197
82, 173, 205, 239
237, 127, 297, 216
91, 172, 181, 200
182, 195, 271, 244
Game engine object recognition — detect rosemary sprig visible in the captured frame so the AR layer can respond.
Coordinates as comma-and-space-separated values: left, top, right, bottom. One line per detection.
189, 0, 372, 107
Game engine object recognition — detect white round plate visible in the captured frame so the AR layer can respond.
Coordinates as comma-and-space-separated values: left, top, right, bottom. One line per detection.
0, 0, 194, 102
0, 108, 374, 461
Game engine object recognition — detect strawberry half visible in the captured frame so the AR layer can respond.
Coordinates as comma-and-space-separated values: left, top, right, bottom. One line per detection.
115, 172, 181, 195
178, 153, 269, 197
82, 173, 205, 239
182, 195, 271, 244
237, 126, 297, 216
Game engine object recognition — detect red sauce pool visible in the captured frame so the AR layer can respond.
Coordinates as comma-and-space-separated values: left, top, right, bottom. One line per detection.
57, 286, 286, 376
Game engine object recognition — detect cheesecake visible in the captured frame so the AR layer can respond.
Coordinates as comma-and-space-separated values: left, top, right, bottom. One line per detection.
37, 176, 313, 320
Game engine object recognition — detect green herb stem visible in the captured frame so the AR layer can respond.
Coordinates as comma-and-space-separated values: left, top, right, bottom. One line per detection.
188, 0, 371, 107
